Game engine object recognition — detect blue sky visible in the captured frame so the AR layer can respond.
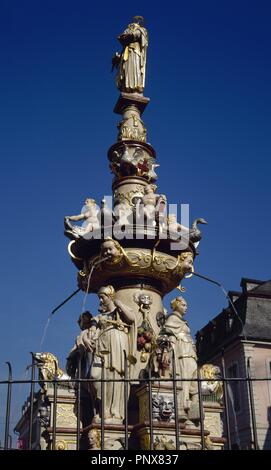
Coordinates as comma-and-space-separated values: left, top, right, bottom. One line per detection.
0, 0, 271, 442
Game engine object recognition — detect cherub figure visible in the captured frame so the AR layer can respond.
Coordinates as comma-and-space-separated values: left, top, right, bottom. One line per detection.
100, 238, 124, 265
137, 184, 166, 230
64, 198, 100, 239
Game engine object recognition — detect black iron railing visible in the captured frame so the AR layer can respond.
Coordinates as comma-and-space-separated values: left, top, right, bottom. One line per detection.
1, 354, 270, 451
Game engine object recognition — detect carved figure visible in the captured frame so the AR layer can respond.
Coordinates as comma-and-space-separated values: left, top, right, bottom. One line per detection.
134, 292, 153, 318
100, 238, 124, 265
110, 145, 158, 181
112, 16, 148, 93
162, 297, 200, 422
64, 198, 100, 239
152, 395, 175, 422
138, 184, 166, 229
91, 285, 137, 424
88, 429, 124, 450
66, 311, 97, 379
156, 310, 167, 328
134, 292, 154, 362
201, 364, 223, 401
189, 218, 208, 248
159, 396, 175, 421
88, 428, 101, 450
177, 252, 194, 277
34, 352, 70, 383
152, 335, 172, 378
153, 435, 176, 450
117, 112, 147, 142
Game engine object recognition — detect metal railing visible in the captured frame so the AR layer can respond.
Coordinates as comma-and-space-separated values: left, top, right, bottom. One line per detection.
1, 354, 270, 451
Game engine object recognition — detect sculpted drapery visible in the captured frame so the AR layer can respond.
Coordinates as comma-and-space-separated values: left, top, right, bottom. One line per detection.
115, 18, 148, 93
163, 297, 198, 418
90, 286, 137, 424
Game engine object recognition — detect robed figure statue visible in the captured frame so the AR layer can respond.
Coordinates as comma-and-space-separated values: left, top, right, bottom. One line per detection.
112, 16, 148, 94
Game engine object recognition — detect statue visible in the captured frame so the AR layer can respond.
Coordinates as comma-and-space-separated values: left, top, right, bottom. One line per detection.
133, 291, 153, 319
151, 335, 172, 378
88, 428, 101, 450
152, 395, 175, 422
189, 218, 208, 250
138, 184, 166, 229
161, 296, 200, 424
34, 352, 70, 389
134, 292, 154, 362
112, 16, 148, 94
100, 238, 124, 265
66, 311, 98, 426
88, 428, 124, 450
64, 198, 100, 239
66, 311, 97, 379
90, 285, 137, 424
201, 364, 223, 402
176, 251, 194, 277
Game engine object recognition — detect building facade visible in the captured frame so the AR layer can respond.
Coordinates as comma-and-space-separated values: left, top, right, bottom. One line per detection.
196, 278, 271, 449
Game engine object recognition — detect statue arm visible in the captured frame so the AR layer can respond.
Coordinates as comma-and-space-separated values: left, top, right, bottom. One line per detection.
76, 329, 96, 351
114, 299, 135, 324
66, 213, 86, 222
118, 30, 134, 45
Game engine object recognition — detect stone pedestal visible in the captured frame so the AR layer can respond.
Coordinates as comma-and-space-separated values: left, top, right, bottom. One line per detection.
135, 383, 225, 450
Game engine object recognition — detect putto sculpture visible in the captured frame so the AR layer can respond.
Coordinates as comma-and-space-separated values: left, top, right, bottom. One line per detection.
64, 198, 100, 239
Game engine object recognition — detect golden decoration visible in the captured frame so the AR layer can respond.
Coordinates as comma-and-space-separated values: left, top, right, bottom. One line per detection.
55, 440, 68, 451
56, 404, 77, 427
67, 240, 83, 261
184, 265, 194, 279
114, 185, 144, 207
79, 247, 195, 294
34, 352, 66, 382
176, 284, 186, 293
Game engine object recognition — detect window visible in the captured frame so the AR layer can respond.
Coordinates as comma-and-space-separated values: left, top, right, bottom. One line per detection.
227, 362, 241, 413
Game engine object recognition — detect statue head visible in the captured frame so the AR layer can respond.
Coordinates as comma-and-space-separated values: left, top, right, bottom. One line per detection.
179, 251, 194, 273
159, 396, 174, 421
101, 238, 123, 264
170, 296, 187, 316
134, 292, 153, 308
84, 198, 96, 207
88, 428, 101, 449
77, 311, 93, 330
132, 15, 145, 26
139, 293, 152, 306
98, 285, 116, 312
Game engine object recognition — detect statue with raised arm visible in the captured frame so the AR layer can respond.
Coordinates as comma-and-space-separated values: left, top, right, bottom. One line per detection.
91, 285, 137, 424
112, 16, 148, 94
